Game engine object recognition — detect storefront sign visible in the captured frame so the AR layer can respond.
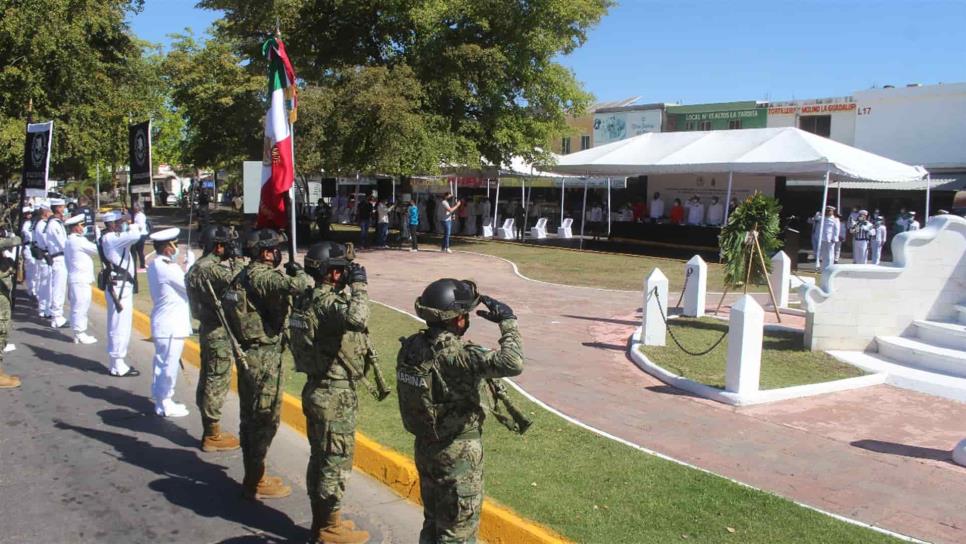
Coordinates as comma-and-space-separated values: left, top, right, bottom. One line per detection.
593, 109, 663, 145
768, 102, 856, 115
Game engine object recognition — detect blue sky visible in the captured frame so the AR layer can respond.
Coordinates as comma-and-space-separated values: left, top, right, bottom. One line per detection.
129, 0, 966, 105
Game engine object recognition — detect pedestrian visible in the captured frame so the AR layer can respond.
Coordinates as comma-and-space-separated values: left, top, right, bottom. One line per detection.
907, 211, 921, 231
65, 214, 98, 344
185, 225, 243, 452
871, 216, 887, 265
589, 201, 604, 240
32, 202, 52, 319
0, 235, 22, 389
45, 198, 69, 329
474, 197, 484, 236
440, 191, 461, 253
147, 228, 195, 418
834, 208, 845, 263
850, 210, 874, 264
819, 206, 840, 271
894, 207, 909, 234
457, 197, 469, 235
227, 229, 309, 500
669, 198, 685, 225
20, 207, 37, 299
99, 210, 145, 377
159, 187, 168, 207
289, 242, 372, 544
357, 196, 373, 249
375, 198, 390, 248
649, 192, 665, 222
398, 279, 524, 543
478, 197, 491, 236
807, 210, 822, 262
408, 200, 420, 252
131, 203, 148, 272
706, 196, 724, 226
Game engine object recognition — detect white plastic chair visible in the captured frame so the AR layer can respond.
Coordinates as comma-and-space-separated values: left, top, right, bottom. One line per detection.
497, 218, 515, 240
530, 217, 548, 239
557, 217, 574, 238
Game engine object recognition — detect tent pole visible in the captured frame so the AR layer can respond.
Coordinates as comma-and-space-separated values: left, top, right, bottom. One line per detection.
817, 169, 831, 271
723, 171, 733, 223
606, 177, 612, 237
560, 178, 565, 225
521, 179, 528, 243
836, 182, 841, 213
493, 177, 501, 230
579, 179, 589, 251
925, 173, 932, 222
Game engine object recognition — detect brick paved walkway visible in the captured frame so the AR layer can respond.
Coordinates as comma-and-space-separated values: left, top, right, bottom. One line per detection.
356, 247, 966, 544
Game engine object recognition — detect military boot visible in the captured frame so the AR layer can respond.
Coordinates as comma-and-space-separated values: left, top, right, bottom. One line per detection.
311, 503, 356, 535
315, 511, 369, 543
201, 422, 240, 452
242, 465, 292, 500
0, 372, 21, 389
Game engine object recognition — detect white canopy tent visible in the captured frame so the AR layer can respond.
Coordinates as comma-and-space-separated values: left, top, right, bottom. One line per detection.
552, 127, 930, 248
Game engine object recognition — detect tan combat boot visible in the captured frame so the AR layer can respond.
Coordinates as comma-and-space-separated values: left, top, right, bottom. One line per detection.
201, 422, 240, 452
242, 466, 292, 500
315, 511, 369, 543
0, 372, 21, 389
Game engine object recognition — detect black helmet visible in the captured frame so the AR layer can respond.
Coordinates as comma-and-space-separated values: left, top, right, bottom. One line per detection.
414, 278, 480, 323
244, 228, 286, 257
201, 225, 237, 255
304, 241, 352, 277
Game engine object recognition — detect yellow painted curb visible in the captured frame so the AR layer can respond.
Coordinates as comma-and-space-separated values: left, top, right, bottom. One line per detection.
91, 287, 571, 544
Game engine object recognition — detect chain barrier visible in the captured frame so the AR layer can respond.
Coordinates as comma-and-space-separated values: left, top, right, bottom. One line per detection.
674, 266, 693, 308
647, 286, 728, 357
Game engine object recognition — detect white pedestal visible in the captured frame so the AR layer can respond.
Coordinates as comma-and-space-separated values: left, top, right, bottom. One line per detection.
770, 250, 791, 308
725, 295, 764, 395
643, 268, 669, 346
682, 255, 707, 318
954, 438, 966, 467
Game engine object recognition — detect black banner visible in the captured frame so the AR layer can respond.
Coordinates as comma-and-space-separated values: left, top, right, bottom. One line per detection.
128, 120, 152, 188
22, 122, 52, 193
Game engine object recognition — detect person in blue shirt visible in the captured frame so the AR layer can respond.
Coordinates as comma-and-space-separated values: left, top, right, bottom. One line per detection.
408, 199, 420, 252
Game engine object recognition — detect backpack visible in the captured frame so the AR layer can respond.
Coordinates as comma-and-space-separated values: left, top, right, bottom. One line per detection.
221, 269, 275, 346
396, 332, 466, 441
288, 290, 322, 373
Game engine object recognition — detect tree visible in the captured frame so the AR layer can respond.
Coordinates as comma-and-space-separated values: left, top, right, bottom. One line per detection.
199, 0, 611, 170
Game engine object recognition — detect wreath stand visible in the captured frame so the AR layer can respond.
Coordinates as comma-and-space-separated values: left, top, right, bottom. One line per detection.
713, 226, 783, 323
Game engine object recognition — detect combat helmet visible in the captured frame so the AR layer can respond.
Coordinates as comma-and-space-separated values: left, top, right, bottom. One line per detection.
303, 241, 353, 279
244, 228, 287, 258
200, 224, 238, 255
414, 278, 480, 324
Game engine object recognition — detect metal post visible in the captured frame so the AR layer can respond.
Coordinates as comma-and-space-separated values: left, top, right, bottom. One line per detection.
836, 182, 842, 214
560, 178, 565, 225
925, 173, 932, 221
288, 122, 297, 260
606, 177, 612, 237
579, 179, 589, 250
493, 177, 501, 229
95, 162, 101, 211
723, 171, 733, 223
817, 169, 831, 270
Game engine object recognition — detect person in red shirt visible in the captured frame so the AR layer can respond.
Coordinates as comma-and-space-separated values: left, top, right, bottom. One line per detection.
632, 201, 646, 222
669, 199, 685, 225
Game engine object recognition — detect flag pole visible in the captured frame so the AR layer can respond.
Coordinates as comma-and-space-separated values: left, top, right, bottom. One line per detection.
276, 25, 297, 263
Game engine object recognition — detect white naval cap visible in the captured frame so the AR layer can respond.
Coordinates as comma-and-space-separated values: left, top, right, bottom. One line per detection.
48, 198, 66, 207
65, 215, 86, 226
149, 227, 180, 243
38, 200, 51, 210
858, 209, 869, 216
101, 211, 122, 223
22, 206, 33, 213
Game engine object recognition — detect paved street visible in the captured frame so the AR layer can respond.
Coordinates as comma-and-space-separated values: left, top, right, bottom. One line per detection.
0, 295, 422, 544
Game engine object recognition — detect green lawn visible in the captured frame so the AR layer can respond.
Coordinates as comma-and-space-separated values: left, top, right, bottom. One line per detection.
279, 303, 894, 544
640, 317, 865, 390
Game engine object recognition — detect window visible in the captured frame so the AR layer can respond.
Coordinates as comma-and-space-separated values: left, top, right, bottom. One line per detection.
728, 119, 742, 129
561, 137, 571, 154
699, 120, 712, 131
799, 115, 832, 137
580, 135, 591, 150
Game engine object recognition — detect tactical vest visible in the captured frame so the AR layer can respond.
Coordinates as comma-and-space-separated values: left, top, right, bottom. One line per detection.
222, 269, 277, 346
396, 332, 468, 441
288, 290, 322, 373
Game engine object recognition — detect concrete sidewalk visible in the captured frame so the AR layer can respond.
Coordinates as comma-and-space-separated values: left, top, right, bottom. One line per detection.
355, 247, 966, 544
0, 297, 422, 543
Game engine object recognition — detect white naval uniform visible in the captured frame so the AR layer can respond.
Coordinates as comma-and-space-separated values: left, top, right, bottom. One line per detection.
649, 198, 665, 220
871, 224, 887, 265
851, 220, 874, 265
147, 251, 195, 409
686, 202, 704, 225
819, 216, 840, 271
706, 202, 724, 226
908, 220, 921, 231
32, 218, 51, 316
20, 221, 36, 298
44, 216, 68, 321
100, 224, 143, 375
65, 231, 97, 335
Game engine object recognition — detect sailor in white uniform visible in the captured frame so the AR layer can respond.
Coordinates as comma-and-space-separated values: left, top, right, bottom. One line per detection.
871, 216, 887, 265
20, 207, 37, 299
819, 206, 840, 271
32, 202, 52, 318
44, 198, 69, 328
147, 228, 195, 418
907, 211, 921, 231
65, 214, 98, 344
705, 196, 724, 226
99, 211, 144, 377
686, 196, 704, 226
849, 210, 874, 264
649, 192, 665, 222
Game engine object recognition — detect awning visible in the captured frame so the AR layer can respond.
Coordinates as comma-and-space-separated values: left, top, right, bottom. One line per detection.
787, 175, 965, 191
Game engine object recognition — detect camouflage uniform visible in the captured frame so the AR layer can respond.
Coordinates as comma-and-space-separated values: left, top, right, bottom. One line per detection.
292, 280, 369, 516
398, 319, 524, 543
237, 260, 309, 482
0, 238, 19, 376
185, 253, 240, 428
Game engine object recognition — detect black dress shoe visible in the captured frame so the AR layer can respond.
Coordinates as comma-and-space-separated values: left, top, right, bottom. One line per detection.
110, 368, 141, 378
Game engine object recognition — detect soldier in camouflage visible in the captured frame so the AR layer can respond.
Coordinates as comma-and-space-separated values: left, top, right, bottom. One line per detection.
290, 241, 371, 544
397, 278, 524, 543
0, 235, 22, 389
234, 229, 309, 500
185, 225, 243, 451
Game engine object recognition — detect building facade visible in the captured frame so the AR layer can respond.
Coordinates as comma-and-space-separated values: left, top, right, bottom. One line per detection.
665, 101, 768, 132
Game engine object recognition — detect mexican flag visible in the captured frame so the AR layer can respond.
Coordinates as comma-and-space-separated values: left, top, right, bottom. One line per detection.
256, 37, 298, 229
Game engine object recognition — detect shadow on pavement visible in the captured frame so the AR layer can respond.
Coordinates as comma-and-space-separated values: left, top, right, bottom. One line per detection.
563, 314, 640, 327
18, 325, 71, 342
581, 341, 627, 351
851, 439, 954, 464
70, 384, 156, 414
54, 420, 307, 543
25, 342, 106, 373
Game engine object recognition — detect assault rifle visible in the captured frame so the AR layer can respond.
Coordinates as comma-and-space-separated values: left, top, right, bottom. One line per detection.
204, 278, 249, 372
485, 378, 532, 434
339, 331, 391, 401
